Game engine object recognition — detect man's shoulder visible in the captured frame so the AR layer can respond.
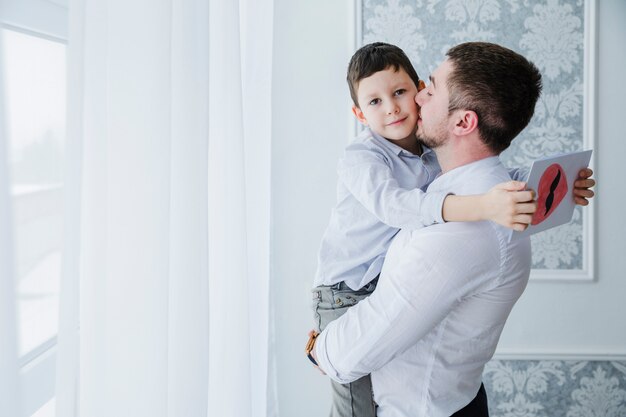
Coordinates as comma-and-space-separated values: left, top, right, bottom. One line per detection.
414, 219, 494, 235
399, 221, 516, 260
414, 221, 496, 240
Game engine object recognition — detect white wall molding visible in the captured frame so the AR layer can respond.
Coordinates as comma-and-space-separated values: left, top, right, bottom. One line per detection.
494, 348, 626, 362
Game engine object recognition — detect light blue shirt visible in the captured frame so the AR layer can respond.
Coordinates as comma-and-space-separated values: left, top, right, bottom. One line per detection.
313, 127, 447, 290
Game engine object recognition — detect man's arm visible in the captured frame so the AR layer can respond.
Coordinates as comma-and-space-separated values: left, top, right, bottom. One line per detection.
312, 226, 498, 383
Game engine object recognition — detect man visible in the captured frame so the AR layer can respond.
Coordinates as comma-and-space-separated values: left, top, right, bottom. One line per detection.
308, 42, 545, 416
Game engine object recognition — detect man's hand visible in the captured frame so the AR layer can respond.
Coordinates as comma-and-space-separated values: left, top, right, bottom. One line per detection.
306, 330, 326, 375
573, 168, 595, 206
482, 181, 537, 231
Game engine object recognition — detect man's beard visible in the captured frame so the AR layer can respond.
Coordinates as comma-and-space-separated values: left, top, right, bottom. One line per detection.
415, 130, 446, 150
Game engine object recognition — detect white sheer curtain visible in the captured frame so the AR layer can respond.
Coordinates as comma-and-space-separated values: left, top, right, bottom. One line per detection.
55, 0, 274, 416
0, 25, 21, 417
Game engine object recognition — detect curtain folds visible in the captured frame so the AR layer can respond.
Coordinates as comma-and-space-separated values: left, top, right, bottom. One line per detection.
55, 0, 273, 416
207, 0, 274, 415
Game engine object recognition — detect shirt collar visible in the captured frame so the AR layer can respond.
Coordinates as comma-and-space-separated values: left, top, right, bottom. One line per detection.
428, 156, 501, 193
368, 128, 433, 158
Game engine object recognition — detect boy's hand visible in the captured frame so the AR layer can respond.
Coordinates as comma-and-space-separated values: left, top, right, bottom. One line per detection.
482, 181, 537, 231
573, 168, 595, 206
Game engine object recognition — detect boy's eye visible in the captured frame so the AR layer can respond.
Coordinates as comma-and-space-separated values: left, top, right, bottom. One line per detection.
369, 98, 381, 106
394, 89, 406, 96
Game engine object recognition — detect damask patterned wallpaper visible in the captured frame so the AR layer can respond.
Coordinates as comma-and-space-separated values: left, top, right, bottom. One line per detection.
483, 360, 626, 416
360, 0, 589, 272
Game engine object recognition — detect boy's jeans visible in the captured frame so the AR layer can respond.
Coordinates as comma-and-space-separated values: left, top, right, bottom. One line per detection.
312, 278, 378, 417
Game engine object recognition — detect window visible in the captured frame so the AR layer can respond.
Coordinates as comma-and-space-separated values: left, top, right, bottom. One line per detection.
2, 23, 66, 417
4, 27, 66, 357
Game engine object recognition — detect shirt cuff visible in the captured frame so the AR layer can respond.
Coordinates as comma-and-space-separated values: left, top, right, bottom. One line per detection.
314, 327, 353, 385
423, 190, 450, 225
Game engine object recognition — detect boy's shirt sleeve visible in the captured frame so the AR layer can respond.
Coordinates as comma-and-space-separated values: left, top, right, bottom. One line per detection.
507, 166, 530, 182
338, 146, 447, 228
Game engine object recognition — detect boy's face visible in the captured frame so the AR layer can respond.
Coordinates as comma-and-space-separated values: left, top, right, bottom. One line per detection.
352, 67, 419, 143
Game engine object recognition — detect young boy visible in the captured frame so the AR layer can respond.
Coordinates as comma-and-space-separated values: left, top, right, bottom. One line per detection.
308, 42, 594, 417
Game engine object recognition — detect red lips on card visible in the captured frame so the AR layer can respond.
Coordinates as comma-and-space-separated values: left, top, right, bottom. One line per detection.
532, 163, 568, 225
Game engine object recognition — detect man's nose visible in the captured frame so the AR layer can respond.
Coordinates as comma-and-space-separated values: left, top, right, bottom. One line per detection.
415, 89, 425, 106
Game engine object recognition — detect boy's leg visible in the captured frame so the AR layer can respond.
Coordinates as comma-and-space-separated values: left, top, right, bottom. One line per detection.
312, 279, 378, 417
328, 375, 375, 417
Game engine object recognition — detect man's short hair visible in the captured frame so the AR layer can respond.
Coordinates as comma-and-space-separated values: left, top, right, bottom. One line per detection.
446, 42, 543, 154
347, 42, 420, 107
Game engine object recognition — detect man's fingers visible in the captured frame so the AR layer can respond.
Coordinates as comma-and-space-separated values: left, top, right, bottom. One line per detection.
578, 168, 593, 178
574, 197, 590, 206
574, 188, 594, 198
575, 178, 595, 189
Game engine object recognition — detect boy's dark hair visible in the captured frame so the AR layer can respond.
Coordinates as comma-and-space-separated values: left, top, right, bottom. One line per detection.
347, 42, 420, 107
445, 42, 542, 154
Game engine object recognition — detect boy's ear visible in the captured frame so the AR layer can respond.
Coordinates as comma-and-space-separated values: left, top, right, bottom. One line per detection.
451, 110, 478, 136
352, 105, 368, 126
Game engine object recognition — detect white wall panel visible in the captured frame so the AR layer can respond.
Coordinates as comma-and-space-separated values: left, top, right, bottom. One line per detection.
272, 1, 353, 415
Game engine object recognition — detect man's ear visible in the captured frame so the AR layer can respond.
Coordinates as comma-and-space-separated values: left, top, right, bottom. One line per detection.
452, 110, 478, 136
352, 105, 368, 126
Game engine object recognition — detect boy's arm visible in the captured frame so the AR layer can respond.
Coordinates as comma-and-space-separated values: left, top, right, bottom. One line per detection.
338, 148, 447, 229
442, 182, 536, 231
443, 168, 596, 231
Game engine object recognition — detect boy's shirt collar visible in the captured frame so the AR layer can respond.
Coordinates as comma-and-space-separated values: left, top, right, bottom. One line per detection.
368, 127, 433, 158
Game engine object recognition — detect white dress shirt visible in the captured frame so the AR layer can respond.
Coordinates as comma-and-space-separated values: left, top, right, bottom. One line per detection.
315, 156, 532, 417
313, 127, 446, 290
